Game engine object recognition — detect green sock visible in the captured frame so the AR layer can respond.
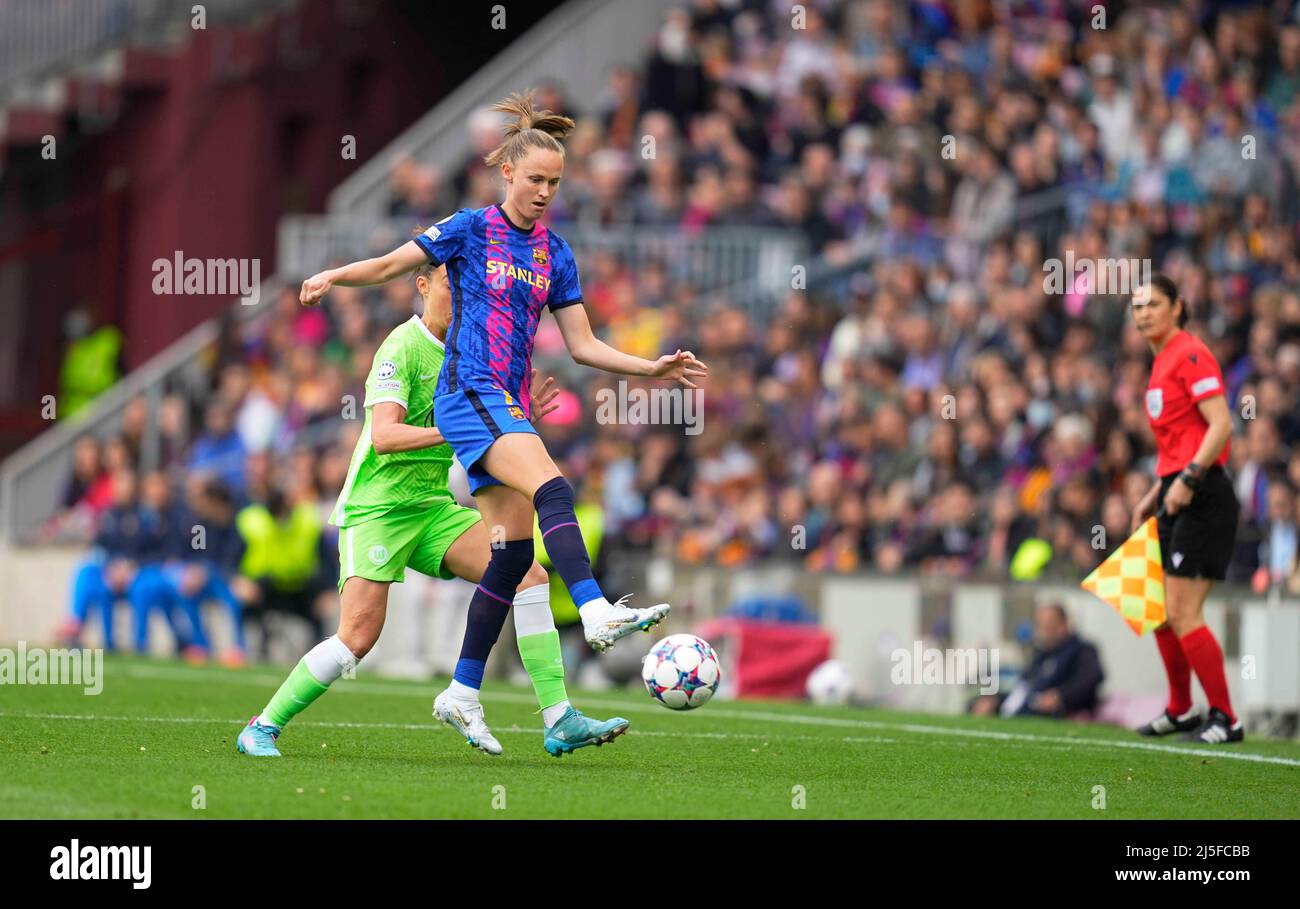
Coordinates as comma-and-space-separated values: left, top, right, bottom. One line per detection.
261, 659, 331, 729
518, 629, 568, 711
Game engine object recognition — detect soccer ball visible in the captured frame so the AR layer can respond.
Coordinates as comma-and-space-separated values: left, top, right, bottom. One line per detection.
807, 659, 853, 706
642, 634, 721, 710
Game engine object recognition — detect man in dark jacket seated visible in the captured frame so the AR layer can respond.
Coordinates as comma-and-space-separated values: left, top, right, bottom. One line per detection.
971, 602, 1105, 718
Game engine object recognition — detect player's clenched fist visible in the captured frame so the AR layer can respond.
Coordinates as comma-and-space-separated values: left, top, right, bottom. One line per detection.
300, 271, 333, 306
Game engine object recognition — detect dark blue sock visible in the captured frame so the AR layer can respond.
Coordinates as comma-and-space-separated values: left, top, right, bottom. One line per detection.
533, 476, 604, 609
452, 538, 534, 689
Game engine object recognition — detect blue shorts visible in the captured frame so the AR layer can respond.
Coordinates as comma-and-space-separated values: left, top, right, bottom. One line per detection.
434, 387, 538, 495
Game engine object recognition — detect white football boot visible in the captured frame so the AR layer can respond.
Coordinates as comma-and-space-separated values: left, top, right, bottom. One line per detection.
581, 594, 671, 653
433, 689, 502, 755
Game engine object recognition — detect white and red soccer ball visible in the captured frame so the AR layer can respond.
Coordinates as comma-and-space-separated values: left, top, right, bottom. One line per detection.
642, 634, 721, 710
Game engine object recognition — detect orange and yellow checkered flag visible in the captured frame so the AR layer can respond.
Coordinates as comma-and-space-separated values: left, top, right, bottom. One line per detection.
1080, 516, 1166, 636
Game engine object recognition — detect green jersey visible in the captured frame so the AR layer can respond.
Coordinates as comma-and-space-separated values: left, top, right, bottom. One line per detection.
331, 315, 453, 527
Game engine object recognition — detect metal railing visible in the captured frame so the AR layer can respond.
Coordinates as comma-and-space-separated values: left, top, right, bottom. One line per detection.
277, 214, 810, 299
327, 0, 679, 215
711, 231, 883, 320
0, 278, 283, 543
0, 320, 209, 542
0, 0, 296, 93
0, 0, 137, 88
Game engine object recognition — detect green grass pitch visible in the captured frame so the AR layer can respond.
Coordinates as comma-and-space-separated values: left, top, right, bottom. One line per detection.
2, 655, 1298, 819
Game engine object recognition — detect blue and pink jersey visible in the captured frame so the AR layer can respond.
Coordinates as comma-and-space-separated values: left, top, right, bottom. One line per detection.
413, 204, 583, 414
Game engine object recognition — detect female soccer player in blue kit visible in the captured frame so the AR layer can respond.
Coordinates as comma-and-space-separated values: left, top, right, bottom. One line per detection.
298, 91, 708, 746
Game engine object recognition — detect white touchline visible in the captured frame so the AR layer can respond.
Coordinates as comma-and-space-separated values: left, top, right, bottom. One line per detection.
0, 712, 895, 746
84, 664, 1300, 768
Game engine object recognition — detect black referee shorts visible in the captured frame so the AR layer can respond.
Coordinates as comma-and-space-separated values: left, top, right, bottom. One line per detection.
1156, 466, 1240, 581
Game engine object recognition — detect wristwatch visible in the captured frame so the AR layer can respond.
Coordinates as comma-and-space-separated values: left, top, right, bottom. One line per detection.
1180, 462, 1203, 490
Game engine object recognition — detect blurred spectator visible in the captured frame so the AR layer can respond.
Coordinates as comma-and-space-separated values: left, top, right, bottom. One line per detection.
1259, 481, 1299, 590
971, 603, 1105, 719
129, 471, 188, 653
62, 468, 143, 651
233, 488, 333, 659
58, 305, 123, 419
64, 436, 114, 512
189, 402, 247, 491
903, 481, 980, 576
43, 436, 116, 542
168, 479, 249, 664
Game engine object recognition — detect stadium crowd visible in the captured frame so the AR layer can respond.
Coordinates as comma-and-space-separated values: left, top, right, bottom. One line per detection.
52, 0, 1300, 652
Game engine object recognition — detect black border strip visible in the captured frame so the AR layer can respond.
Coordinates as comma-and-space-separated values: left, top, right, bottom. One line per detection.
464, 388, 502, 438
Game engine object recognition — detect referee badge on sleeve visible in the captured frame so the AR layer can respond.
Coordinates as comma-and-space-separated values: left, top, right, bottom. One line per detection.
1145, 388, 1163, 419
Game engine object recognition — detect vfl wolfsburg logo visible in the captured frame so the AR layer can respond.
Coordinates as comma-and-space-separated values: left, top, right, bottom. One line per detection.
368, 545, 389, 565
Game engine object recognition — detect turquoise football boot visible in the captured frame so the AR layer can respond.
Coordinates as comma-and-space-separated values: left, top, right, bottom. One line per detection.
236, 716, 282, 757
543, 707, 630, 757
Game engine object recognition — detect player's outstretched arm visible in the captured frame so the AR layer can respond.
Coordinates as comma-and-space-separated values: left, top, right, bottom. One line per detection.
300, 241, 428, 306
552, 304, 709, 388
370, 402, 445, 454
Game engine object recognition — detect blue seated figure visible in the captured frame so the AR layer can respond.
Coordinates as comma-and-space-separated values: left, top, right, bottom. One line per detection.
66, 468, 144, 651
129, 472, 191, 654
163, 479, 249, 662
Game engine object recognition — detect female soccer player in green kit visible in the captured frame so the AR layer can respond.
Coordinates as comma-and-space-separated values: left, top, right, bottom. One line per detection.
236, 260, 630, 758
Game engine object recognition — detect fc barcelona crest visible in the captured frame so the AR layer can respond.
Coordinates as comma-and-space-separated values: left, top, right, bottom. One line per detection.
533, 247, 548, 265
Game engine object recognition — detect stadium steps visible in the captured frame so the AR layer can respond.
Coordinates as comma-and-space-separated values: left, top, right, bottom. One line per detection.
0, 2, 293, 178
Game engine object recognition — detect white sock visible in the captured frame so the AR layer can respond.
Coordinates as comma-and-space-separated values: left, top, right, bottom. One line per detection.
448, 679, 480, 702
542, 701, 571, 728
578, 595, 611, 618
513, 583, 555, 637
303, 635, 357, 685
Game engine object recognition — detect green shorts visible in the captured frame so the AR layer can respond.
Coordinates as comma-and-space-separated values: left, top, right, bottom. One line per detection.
336, 499, 482, 593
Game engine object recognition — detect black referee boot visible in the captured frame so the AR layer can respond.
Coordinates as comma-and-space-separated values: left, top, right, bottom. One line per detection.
1136, 706, 1202, 736
1181, 707, 1244, 744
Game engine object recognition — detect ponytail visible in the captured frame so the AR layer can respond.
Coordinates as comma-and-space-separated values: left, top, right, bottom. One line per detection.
482, 90, 575, 169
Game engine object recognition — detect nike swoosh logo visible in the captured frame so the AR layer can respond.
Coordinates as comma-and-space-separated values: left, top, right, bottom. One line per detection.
488, 239, 501, 244
420, 373, 437, 380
